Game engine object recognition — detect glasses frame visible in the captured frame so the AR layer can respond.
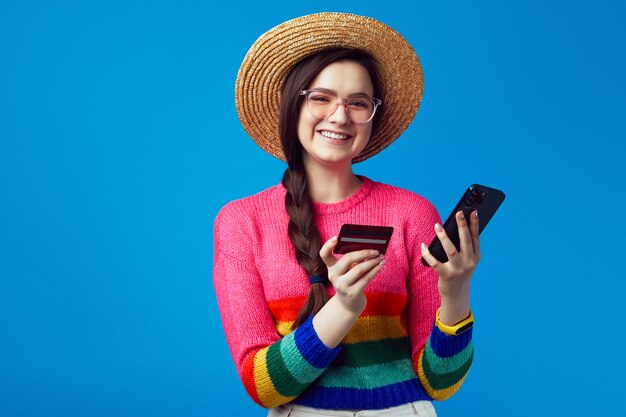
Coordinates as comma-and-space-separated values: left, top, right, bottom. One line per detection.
299, 89, 382, 125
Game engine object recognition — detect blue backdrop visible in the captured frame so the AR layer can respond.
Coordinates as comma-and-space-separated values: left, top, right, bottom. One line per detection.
1, 1, 625, 416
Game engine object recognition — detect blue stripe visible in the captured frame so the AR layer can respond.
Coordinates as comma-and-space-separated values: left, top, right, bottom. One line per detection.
294, 316, 342, 368
294, 379, 431, 409
429, 325, 473, 358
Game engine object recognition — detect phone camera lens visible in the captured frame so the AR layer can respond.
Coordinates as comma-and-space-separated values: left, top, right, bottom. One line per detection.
471, 188, 485, 204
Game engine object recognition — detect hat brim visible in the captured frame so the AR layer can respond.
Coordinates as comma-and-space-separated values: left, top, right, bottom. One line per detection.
235, 12, 424, 163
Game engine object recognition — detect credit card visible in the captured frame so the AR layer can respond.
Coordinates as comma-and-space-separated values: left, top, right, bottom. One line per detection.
333, 224, 394, 254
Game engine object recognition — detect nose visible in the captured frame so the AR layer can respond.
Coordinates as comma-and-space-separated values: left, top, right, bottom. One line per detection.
326, 99, 351, 125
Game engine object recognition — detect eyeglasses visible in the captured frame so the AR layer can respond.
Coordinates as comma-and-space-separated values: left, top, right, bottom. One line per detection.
300, 90, 382, 125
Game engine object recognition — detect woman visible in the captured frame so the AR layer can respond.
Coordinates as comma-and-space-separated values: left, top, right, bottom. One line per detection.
213, 12, 479, 417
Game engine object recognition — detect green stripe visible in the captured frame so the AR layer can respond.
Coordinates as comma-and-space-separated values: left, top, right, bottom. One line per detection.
421, 344, 474, 390
279, 333, 323, 384
342, 337, 412, 368
423, 340, 474, 374
317, 359, 417, 389
265, 337, 309, 396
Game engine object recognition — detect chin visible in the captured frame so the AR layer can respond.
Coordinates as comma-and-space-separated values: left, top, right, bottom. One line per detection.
307, 151, 353, 166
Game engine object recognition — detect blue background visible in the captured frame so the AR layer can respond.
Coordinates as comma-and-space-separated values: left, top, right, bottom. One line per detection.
1, 1, 625, 416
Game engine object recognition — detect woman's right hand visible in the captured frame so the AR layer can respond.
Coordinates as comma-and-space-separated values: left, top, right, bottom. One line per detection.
319, 236, 385, 314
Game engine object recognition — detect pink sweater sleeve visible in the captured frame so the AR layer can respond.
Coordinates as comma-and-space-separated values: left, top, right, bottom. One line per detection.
212, 200, 341, 408
213, 201, 279, 374
406, 199, 474, 400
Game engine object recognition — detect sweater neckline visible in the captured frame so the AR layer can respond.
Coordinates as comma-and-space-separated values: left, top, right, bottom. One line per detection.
313, 175, 373, 215
278, 175, 374, 215
273, 175, 371, 217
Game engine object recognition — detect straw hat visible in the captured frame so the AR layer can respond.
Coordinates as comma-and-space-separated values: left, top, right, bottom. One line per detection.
235, 12, 424, 163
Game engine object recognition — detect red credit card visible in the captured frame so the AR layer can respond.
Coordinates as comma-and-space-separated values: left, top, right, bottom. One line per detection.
333, 224, 394, 254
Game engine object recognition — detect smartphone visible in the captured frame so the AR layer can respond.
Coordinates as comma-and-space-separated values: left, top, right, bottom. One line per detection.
333, 224, 394, 255
421, 184, 505, 266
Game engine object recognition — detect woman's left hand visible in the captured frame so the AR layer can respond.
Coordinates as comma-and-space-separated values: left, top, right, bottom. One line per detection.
421, 210, 480, 323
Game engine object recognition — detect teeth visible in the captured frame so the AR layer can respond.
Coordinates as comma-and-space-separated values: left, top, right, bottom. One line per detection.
320, 131, 349, 140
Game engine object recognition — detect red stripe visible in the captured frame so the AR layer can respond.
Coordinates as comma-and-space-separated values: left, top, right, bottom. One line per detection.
241, 353, 261, 405
361, 292, 407, 317
267, 292, 407, 321
267, 296, 306, 322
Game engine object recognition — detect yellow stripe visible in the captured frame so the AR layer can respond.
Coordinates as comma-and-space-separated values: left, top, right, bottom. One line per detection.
344, 316, 407, 344
276, 316, 406, 345
253, 347, 296, 407
276, 321, 294, 337
417, 350, 467, 401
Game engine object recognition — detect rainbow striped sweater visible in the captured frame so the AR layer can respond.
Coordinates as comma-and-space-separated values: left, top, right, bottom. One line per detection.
213, 177, 473, 410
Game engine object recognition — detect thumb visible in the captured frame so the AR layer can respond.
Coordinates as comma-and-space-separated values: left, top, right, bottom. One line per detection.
319, 235, 339, 267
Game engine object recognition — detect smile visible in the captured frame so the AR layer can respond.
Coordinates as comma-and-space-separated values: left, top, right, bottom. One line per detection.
319, 130, 350, 140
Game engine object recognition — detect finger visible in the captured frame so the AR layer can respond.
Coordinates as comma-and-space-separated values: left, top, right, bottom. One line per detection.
421, 242, 444, 273
319, 236, 339, 267
348, 257, 384, 293
335, 249, 380, 275
434, 222, 459, 263
341, 255, 384, 287
470, 210, 481, 260
456, 211, 474, 258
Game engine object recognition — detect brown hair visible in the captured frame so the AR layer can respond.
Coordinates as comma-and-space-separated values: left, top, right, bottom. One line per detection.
279, 48, 383, 329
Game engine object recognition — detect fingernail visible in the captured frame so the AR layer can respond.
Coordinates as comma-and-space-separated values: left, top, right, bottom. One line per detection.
376, 254, 384, 260
370, 250, 379, 256
379, 260, 385, 267
421, 242, 427, 251
434, 223, 443, 232
331, 235, 338, 241
473, 211, 479, 219
458, 211, 465, 220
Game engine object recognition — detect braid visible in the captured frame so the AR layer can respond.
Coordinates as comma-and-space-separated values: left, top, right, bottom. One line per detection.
282, 167, 329, 329
278, 48, 383, 329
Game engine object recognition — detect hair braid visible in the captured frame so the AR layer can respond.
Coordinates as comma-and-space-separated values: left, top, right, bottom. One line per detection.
278, 48, 383, 329
282, 168, 329, 329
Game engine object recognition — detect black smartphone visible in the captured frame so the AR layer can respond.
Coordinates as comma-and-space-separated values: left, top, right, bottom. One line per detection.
421, 184, 505, 266
333, 224, 394, 255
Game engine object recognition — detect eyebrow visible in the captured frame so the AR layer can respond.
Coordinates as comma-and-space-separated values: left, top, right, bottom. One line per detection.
309, 87, 372, 98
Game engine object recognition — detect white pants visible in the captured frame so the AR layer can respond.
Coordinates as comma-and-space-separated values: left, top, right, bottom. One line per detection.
267, 401, 437, 417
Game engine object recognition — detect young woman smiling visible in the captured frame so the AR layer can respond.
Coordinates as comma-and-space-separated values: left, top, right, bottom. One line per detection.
213, 13, 479, 417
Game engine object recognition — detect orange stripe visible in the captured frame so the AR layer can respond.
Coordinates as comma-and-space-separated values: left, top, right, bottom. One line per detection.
242, 353, 261, 405
267, 292, 407, 322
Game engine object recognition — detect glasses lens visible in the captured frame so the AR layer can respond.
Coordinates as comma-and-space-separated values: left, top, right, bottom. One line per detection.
306, 91, 335, 119
346, 97, 375, 124
305, 91, 376, 124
